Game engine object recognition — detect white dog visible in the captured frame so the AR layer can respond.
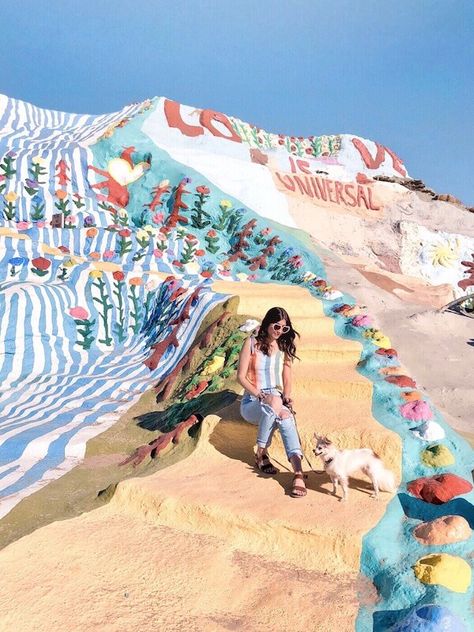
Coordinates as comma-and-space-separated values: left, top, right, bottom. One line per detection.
313, 434, 396, 501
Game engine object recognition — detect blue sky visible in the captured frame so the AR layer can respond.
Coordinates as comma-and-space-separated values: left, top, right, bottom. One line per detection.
1, 0, 473, 204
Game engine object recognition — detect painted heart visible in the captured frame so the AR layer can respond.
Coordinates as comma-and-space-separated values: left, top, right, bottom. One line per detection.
108, 158, 149, 186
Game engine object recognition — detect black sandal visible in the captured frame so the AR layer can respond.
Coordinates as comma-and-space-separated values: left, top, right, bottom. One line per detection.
255, 454, 279, 475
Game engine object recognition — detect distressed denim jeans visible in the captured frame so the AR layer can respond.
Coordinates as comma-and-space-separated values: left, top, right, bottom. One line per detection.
240, 388, 302, 460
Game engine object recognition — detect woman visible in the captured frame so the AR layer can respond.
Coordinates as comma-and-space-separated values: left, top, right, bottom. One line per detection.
237, 306, 306, 498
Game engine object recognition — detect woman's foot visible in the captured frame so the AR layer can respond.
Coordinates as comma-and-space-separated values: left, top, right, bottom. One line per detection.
290, 472, 307, 497
255, 453, 279, 475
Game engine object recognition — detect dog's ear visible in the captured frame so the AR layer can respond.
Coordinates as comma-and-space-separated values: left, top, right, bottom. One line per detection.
313, 433, 320, 441
322, 436, 332, 445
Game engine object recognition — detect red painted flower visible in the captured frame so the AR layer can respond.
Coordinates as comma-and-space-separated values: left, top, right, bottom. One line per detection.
113, 271, 125, 282
305, 148, 313, 154
118, 228, 131, 238
185, 233, 197, 242
195, 249, 205, 257
196, 185, 210, 195
58, 246, 70, 254
278, 139, 284, 145
69, 306, 89, 320
31, 256, 51, 271
206, 229, 217, 238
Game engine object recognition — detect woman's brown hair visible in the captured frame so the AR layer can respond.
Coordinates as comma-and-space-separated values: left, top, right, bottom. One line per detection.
255, 306, 300, 361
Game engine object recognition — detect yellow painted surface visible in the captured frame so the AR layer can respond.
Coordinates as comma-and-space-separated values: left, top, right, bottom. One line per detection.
201, 354, 225, 375
413, 553, 471, 592
421, 444, 455, 467
0, 280, 401, 631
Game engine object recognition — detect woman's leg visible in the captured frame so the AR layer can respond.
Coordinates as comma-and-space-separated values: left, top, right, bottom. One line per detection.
240, 397, 278, 471
277, 408, 307, 496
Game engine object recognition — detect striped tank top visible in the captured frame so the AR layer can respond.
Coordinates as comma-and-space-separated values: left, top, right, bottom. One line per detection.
246, 336, 284, 391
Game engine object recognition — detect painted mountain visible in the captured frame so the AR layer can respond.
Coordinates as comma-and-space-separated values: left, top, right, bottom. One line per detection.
0, 94, 473, 631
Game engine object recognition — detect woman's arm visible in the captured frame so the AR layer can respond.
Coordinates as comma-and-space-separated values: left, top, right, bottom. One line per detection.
282, 354, 293, 403
237, 338, 263, 398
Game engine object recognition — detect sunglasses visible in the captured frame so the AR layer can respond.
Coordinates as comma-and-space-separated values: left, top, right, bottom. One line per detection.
272, 323, 290, 334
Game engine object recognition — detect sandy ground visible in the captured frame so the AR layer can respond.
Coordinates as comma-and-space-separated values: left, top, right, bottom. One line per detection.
0, 281, 399, 631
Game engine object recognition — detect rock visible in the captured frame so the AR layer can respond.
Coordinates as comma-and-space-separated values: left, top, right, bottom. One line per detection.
421, 444, 455, 467
388, 604, 467, 631
401, 390, 423, 402
385, 375, 417, 388
400, 400, 432, 421
351, 314, 374, 327
201, 355, 225, 376
413, 553, 471, 592
407, 473, 473, 504
433, 193, 463, 205
376, 347, 398, 358
413, 515, 471, 545
411, 420, 445, 441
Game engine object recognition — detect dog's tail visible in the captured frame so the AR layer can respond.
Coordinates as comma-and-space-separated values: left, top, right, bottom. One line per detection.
375, 464, 396, 492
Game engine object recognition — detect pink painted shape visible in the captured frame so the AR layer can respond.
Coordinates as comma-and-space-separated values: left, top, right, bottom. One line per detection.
351, 314, 374, 327
400, 400, 433, 421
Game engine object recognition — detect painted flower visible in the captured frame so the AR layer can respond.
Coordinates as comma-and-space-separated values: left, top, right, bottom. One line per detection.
107, 224, 120, 231
86, 227, 98, 238
69, 306, 89, 320
16, 221, 30, 230
117, 208, 128, 219
153, 248, 163, 258
185, 233, 198, 243
89, 251, 100, 260
55, 189, 67, 200
118, 228, 131, 238
143, 224, 157, 235
195, 249, 205, 257
302, 271, 317, 282
31, 156, 45, 165
248, 274, 257, 281
152, 212, 164, 224
25, 179, 39, 190
9, 256, 27, 266
36, 220, 46, 228
5, 150, 17, 158
83, 215, 95, 227
219, 199, 232, 210
103, 250, 115, 260
136, 229, 150, 242
146, 280, 157, 291
31, 256, 51, 271
196, 185, 210, 195
4, 191, 18, 203
58, 245, 70, 254
207, 229, 217, 238
260, 227, 271, 235
63, 259, 75, 268
158, 179, 170, 189
64, 216, 76, 225
129, 277, 143, 286
89, 270, 103, 279
113, 270, 125, 282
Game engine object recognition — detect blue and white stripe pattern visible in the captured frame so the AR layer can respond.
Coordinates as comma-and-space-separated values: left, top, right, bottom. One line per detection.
0, 93, 147, 225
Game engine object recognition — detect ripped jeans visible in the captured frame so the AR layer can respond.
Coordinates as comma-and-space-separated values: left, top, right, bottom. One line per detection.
240, 388, 302, 460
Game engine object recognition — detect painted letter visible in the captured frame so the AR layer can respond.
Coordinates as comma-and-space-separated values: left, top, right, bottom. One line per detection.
344, 184, 357, 207
334, 181, 347, 205
296, 159, 311, 174
164, 99, 203, 137
294, 176, 314, 197
352, 138, 407, 176
357, 185, 370, 209
199, 110, 242, 142
275, 172, 296, 192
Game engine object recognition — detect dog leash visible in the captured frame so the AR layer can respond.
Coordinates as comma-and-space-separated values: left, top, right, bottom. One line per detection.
283, 399, 324, 476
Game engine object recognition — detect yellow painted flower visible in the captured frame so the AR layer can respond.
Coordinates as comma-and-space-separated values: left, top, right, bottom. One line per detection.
143, 224, 158, 236
158, 179, 170, 189
236, 272, 248, 282
63, 259, 76, 268
129, 277, 143, 286
4, 191, 18, 203
31, 156, 45, 165
89, 270, 103, 279
219, 199, 233, 210
117, 208, 128, 219
303, 271, 317, 282
136, 229, 150, 242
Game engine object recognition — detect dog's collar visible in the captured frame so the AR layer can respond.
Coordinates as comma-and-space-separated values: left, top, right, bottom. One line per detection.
323, 457, 334, 465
